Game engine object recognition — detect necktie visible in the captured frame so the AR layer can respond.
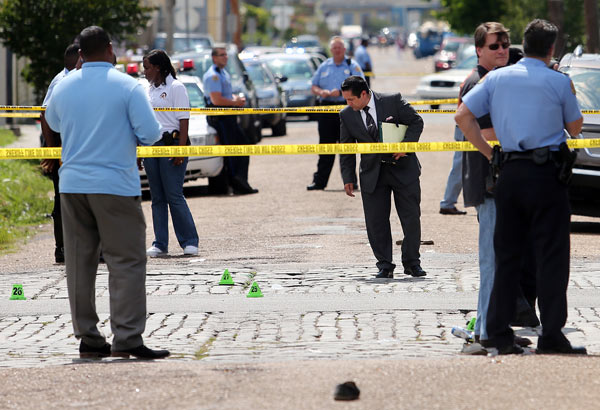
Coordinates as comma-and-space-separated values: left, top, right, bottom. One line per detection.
364, 106, 377, 141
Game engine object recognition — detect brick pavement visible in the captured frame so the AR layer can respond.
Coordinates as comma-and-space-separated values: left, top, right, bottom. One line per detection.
2, 253, 599, 368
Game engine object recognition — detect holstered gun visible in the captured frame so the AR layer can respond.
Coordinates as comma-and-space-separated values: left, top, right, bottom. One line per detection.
486, 144, 503, 194
556, 141, 577, 185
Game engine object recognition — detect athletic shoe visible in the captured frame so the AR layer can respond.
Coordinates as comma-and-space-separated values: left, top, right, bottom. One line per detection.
146, 246, 167, 257
183, 245, 198, 256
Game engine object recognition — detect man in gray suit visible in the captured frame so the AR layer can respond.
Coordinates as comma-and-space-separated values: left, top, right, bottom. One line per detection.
340, 76, 425, 279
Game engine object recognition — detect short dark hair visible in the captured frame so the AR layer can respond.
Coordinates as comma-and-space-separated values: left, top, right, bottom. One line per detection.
211, 46, 226, 57
144, 49, 177, 80
474, 22, 510, 48
79, 26, 110, 58
341, 76, 369, 97
523, 19, 558, 58
64, 43, 80, 70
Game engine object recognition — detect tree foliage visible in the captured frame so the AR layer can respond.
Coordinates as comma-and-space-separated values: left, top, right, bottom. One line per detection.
437, 0, 586, 55
0, 0, 153, 102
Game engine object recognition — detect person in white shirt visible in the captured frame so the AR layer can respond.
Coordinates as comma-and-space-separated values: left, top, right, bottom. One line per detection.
142, 49, 199, 258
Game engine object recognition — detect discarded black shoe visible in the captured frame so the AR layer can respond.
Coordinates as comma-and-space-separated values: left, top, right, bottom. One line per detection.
334, 381, 360, 401
79, 341, 111, 359
514, 335, 532, 347
496, 343, 524, 355
111, 344, 170, 359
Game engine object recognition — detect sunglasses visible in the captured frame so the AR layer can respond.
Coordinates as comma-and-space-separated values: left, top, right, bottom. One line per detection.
487, 43, 510, 50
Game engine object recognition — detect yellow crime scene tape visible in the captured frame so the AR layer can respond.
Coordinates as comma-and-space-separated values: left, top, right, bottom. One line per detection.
1, 139, 599, 160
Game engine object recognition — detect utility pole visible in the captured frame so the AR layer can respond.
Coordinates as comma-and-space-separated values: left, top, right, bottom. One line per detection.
165, 0, 176, 55
230, 0, 242, 49
584, 0, 600, 53
547, 0, 565, 58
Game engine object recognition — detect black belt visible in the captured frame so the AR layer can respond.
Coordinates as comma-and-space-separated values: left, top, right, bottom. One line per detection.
503, 148, 558, 165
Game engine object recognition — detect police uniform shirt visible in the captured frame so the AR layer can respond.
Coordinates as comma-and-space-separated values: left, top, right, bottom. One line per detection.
354, 45, 372, 71
146, 74, 190, 133
43, 68, 70, 107
202, 64, 233, 105
463, 57, 582, 152
311, 57, 364, 103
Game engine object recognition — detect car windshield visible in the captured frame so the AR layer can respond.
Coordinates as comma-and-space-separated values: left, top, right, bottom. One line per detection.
456, 54, 477, 69
245, 64, 273, 86
183, 81, 205, 108
264, 58, 312, 80
564, 67, 600, 110
443, 40, 464, 52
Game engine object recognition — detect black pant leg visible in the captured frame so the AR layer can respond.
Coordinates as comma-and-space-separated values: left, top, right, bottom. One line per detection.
391, 178, 421, 268
214, 115, 251, 183
51, 166, 63, 252
313, 113, 340, 187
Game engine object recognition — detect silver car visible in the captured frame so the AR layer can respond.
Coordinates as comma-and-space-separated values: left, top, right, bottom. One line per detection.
559, 49, 600, 217
138, 74, 223, 188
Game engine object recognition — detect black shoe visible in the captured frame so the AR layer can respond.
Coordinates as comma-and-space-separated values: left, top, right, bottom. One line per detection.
404, 265, 427, 277
55, 248, 65, 264
231, 176, 259, 195
536, 344, 587, 355
111, 344, 170, 359
233, 186, 259, 195
439, 207, 467, 215
79, 341, 111, 359
334, 381, 360, 401
306, 182, 325, 191
514, 335, 532, 347
375, 269, 393, 279
496, 343, 524, 355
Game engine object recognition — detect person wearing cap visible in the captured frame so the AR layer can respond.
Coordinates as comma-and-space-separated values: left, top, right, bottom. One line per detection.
142, 49, 199, 258
307, 37, 363, 191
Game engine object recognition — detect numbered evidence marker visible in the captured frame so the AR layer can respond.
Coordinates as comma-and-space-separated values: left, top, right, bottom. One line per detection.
10, 284, 26, 300
246, 281, 264, 298
219, 269, 234, 285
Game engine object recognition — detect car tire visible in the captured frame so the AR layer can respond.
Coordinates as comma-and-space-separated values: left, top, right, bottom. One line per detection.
246, 115, 263, 144
271, 119, 287, 136
208, 168, 229, 195
430, 104, 440, 110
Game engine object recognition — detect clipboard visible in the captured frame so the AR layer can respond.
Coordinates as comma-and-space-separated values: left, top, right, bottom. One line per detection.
379, 122, 407, 143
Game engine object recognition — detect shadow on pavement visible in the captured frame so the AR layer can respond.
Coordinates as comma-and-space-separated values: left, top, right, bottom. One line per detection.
570, 221, 600, 235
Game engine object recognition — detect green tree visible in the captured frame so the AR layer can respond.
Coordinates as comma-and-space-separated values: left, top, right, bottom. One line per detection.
0, 0, 153, 102
241, 3, 273, 46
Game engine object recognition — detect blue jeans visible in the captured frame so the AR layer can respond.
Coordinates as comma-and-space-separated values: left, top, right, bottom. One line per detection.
440, 126, 464, 209
474, 196, 496, 340
144, 146, 198, 251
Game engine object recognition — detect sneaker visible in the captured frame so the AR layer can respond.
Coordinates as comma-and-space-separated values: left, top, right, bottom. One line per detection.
461, 342, 487, 355
146, 246, 167, 257
183, 245, 198, 255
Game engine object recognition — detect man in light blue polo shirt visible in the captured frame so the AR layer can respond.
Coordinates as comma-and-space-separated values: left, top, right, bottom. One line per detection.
45, 26, 169, 360
456, 19, 584, 355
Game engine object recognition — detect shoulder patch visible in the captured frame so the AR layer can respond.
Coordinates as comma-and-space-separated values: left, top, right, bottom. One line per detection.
570, 79, 576, 95
212, 75, 219, 82
477, 75, 486, 84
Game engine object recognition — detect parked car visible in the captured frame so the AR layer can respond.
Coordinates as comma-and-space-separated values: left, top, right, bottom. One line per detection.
433, 36, 473, 72
558, 49, 600, 217
415, 53, 477, 108
171, 44, 263, 143
258, 53, 316, 117
153, 32, 214, 53
240, 57, 287, 136
138, 75, 224, 191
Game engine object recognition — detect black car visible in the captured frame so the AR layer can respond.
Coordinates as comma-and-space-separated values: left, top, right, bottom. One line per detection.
172, 45, 263, 143
241, 57, 287, 136
559, 48, 600, 217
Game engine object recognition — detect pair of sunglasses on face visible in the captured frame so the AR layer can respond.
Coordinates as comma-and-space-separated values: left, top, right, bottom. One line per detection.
487, 42, 510, 50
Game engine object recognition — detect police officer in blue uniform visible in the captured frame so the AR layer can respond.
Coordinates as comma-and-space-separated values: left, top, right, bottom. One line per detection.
203, 46, 258, 195
456, 19, 585, 355
354, 37, 373, 87
307, 37, 364, 190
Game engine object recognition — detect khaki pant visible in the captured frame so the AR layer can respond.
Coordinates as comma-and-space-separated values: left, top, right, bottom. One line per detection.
61, 193, 147, 351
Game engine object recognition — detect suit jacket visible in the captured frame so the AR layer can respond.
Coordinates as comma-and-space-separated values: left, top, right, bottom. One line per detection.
339, 91, 424, 194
